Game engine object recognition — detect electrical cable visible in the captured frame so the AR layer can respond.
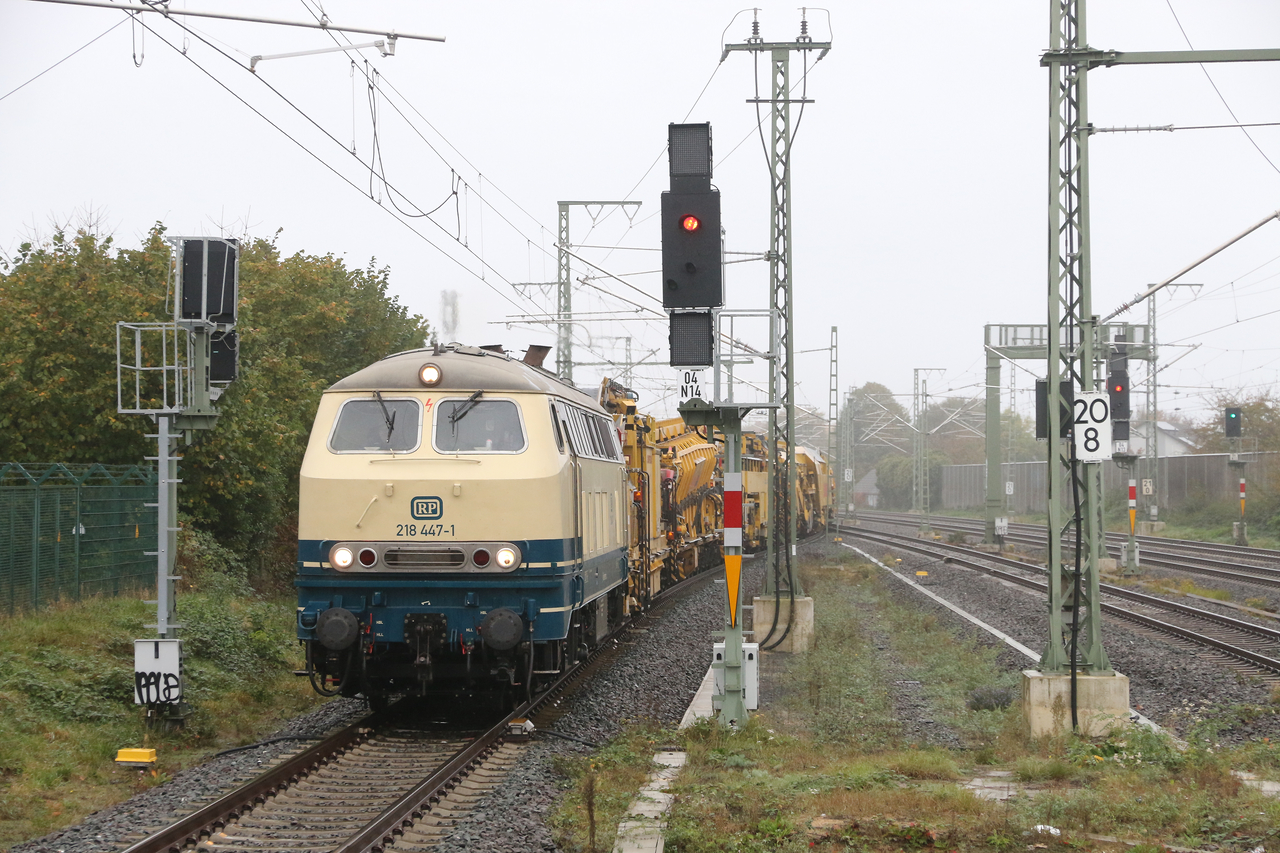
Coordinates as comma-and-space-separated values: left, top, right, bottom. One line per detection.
130, 15, 538, 321
1068, 439, 1083, 733
1164, 0, 1280, 179
0, 17, 127, 102
213, 735, 322, 757
327, 43, 667, 372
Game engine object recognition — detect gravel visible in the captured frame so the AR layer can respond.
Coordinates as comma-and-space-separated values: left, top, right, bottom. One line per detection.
13, 697, 369, 853
26, 524, 1280, 853
431, 556, 767, 853
14, 557, 764, 853
845, 525, 1280, 742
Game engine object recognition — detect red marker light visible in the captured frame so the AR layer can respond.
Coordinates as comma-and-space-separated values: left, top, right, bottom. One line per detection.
681, 215, 701, 232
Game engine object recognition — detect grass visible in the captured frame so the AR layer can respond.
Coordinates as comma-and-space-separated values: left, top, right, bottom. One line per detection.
547, 723, 669, 853
550, 540, 1280, 852
0, 573, 328, 849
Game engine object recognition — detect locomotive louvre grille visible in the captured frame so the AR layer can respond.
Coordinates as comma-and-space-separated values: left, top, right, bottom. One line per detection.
383, 547, 466, 569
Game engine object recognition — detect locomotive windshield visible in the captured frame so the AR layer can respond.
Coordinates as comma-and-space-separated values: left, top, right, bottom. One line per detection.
329, 398, 421, 452
434, 399, 526, 453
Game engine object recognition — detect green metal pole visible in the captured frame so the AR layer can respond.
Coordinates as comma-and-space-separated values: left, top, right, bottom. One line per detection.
54, 490, 61, 601
557, 203, 572, 383
984, 337, 1002, 543
1043, 0, 1111, 673
31, 489, 40, 610
1042, 1, 1069, 673
74, 485, 81, 599
719, 415, 748, 727
775, 45, 802, 595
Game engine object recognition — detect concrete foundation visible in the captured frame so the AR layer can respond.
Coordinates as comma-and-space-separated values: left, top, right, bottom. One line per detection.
1096, 557, 1117, 575
1136, 521, 1165, 535
751, 596, 814, 653
1021, 669, 1130, 738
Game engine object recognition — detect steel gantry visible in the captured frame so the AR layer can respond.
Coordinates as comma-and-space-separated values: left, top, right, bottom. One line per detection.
724, 12, 829, 597
1039, 0, 1280, 674
981, 323, 1151, 545
911, 368, 944, 533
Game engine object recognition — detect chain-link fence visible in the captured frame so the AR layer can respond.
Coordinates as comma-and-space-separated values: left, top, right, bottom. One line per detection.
1, 463, 157, 614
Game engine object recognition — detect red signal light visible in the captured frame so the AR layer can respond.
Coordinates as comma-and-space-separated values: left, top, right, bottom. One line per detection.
681, 215, 701, 233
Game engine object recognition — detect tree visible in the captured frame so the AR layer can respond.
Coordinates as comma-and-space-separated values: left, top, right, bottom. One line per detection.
1, 224, 431, 569
846, 381, 911, 481
1186, 389, 1280, 454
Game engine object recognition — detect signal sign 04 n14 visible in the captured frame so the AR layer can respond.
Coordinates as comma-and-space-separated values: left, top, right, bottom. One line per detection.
1073, 391, 1112, 463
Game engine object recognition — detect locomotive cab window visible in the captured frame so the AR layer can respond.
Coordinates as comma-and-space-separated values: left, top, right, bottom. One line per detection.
329, 397, 422, 453
434, 398, 527, 454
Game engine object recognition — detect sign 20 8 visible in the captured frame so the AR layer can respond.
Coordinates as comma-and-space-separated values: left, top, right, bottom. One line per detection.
1073, 392, 1112, 463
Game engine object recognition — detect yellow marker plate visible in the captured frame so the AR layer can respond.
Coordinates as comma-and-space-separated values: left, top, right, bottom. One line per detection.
724, 554, 742, 627
115, 748, 156, 765
916, 571, 929, 577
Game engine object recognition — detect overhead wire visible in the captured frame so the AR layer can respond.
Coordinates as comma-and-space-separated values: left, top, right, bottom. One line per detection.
1164, 0, 1280, 179
127, 13, 537, 319
289, 0, 663, 376
0, 17, 127, 102
140, 11, 651, 376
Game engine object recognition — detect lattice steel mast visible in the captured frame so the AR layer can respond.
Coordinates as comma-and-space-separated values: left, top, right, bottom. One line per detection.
1042, 0, 1108, 673
724, 12, 829, 597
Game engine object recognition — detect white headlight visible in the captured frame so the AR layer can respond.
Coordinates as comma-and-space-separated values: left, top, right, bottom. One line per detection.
331, 546, 355, 569
419, 363, 442, 386
496, 547, 518, 568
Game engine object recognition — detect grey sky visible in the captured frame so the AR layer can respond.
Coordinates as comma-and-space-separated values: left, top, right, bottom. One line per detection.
3, 1, 1279, 425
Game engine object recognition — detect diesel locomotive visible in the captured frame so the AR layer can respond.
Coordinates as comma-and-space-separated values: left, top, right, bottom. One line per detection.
295, 343, 829, 705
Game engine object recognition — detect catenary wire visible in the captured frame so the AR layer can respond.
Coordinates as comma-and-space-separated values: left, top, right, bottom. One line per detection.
0, 17, 127, 102
129, 14, 540, 320
1164, 0, 1280, 179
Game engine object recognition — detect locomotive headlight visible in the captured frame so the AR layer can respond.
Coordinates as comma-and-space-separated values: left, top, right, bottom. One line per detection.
330, 545, 355, 569
419, 363, 442, 386
496, 547, 518, 568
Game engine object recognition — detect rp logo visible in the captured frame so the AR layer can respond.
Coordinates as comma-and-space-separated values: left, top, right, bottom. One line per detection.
411, 496, 443, 520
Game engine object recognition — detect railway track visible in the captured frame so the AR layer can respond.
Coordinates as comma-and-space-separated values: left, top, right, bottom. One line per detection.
118, 566, 721, 853
835, 522, 1280, 683
855, 510, 1280, 590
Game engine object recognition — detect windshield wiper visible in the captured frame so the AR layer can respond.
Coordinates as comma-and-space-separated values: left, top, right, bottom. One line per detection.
449, 389, 484, 426
373, 391, 396, 443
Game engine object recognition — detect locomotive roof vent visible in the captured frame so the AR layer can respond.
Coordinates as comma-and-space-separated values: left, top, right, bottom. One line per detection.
523, 344, 552, 368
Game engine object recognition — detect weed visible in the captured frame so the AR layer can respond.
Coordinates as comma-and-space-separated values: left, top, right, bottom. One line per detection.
967, 686, 1015, 711
1014, 755, 1077, 782
0, 590, 323, 850
1178, 578, 1232, 601
885, 749, 960, 780
986, 830, 1018, 850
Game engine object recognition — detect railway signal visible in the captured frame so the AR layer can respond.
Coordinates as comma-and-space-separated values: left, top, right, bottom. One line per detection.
1226, 407, 1242, 437
661, 123, 722, 312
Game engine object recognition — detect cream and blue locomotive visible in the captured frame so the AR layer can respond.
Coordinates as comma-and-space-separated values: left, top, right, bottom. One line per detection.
295, 344, 631, 704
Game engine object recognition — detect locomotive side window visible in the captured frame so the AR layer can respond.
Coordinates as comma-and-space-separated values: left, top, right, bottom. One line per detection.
329, 397, 421, 453
434, 399, 527, 454
553, 402, 625, 462
591, 415, 621, 461
550, 401, 565, 453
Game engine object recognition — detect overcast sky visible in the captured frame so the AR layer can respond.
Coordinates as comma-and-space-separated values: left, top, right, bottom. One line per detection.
3, 1, 1279, 425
